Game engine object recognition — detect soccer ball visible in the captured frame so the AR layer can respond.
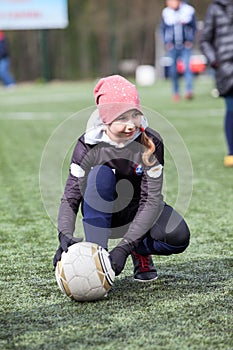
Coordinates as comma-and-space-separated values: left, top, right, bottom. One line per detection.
55, 241, 115, 302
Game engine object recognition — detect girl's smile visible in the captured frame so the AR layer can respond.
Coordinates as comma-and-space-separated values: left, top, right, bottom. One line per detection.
105, 109, 142, 144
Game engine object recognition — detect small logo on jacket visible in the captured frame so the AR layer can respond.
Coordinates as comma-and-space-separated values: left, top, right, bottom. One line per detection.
134, 163, 143, 176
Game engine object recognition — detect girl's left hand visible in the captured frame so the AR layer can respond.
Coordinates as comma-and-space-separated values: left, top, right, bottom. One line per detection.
109, 242, 131, 276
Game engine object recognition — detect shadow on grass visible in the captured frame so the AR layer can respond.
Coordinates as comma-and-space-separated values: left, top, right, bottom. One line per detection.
110, 256, 233, 299
0, 257, 232, 348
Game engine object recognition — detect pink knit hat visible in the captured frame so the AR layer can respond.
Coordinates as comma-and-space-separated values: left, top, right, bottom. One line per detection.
94, 75, 142, 124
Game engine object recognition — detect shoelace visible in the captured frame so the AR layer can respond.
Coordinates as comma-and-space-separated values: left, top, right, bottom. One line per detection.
133, 252, 151, 272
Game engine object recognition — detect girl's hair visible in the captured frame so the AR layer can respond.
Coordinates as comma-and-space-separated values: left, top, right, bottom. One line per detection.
141, 128, 157, 166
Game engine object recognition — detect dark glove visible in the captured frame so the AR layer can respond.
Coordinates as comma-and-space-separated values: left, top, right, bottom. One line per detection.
53, 232, 82, 268
211, 61, 218, 69
109, 239, 133, 276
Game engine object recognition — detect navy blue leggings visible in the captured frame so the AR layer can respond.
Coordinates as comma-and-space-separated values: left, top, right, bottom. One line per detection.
82, 165, 116, 249
224, 96, 233, 155
82, 165, 190, 255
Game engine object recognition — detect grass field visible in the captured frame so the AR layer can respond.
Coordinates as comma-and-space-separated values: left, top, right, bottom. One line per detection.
0, 77, 232, 350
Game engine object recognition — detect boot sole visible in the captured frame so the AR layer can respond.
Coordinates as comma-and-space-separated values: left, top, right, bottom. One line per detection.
133, 275, 158, 283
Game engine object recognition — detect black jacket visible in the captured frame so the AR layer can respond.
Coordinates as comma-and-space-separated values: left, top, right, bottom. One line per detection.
200, 0, 233, 96
58, 127, 165, 247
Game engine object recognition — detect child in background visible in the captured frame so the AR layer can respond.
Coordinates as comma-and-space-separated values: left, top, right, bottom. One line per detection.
161, 0, 196, 101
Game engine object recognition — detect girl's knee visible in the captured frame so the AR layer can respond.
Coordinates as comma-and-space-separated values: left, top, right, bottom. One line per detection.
87, 165, 116, 193
174, 220, 190, 246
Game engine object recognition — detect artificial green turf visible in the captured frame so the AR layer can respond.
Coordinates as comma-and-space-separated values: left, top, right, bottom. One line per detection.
0, 78, 232, 350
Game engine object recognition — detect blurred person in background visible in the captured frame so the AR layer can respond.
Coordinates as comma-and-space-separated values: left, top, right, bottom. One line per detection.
161, 0, 197, 101
200, 0, 233, 168
0, 31, 15, 88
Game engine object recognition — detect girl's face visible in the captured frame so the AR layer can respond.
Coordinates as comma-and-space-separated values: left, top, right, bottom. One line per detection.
106, 109, 142, 144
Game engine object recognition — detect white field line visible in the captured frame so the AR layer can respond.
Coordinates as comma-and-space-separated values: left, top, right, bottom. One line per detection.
0, 92, 89, 105
0, 112, 67, 120
0, 108, 223, 120
164, 108, 223, 117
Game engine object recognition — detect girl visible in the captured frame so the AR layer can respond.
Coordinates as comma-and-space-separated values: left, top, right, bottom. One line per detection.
53, 75, 190, 281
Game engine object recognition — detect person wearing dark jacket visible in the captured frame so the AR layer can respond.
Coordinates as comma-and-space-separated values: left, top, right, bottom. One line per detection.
0, 31, 15, 88
53, 75, 190, 281
200, 0, 233, 167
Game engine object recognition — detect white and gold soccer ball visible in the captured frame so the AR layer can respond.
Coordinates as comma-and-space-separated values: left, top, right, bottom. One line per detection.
55, 242, 115, 302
